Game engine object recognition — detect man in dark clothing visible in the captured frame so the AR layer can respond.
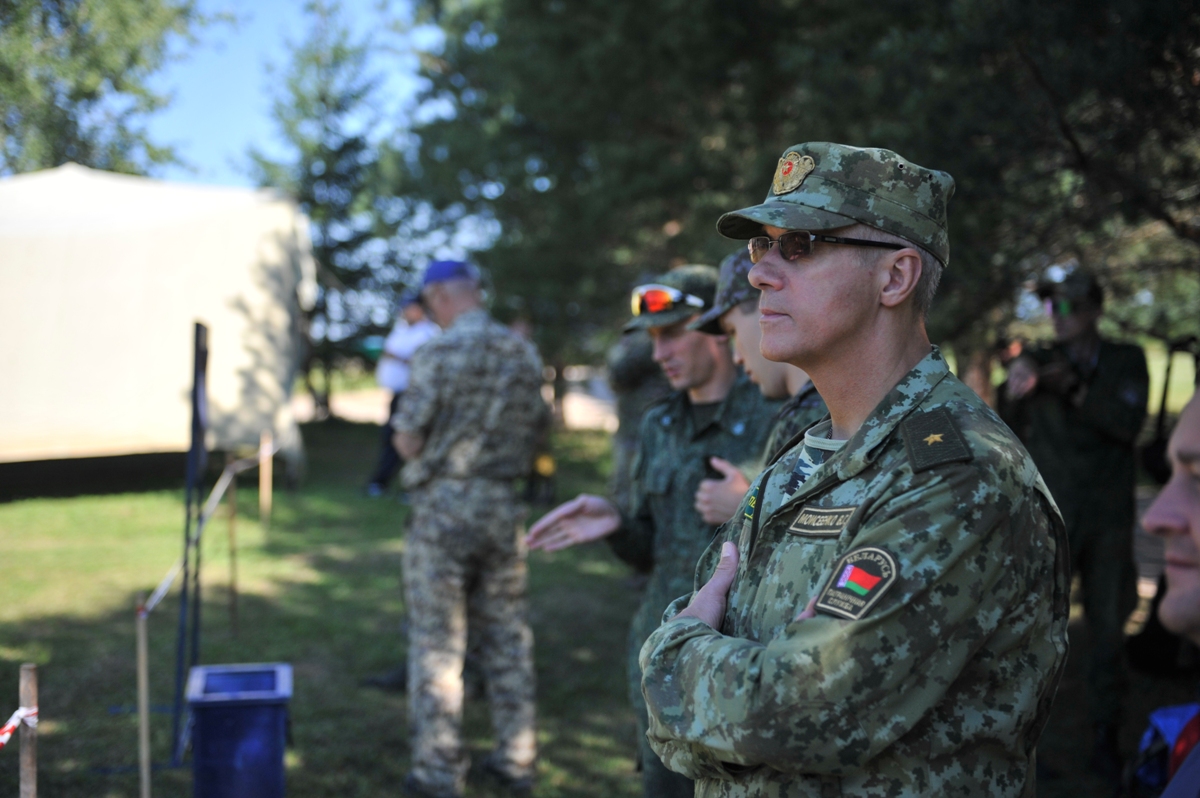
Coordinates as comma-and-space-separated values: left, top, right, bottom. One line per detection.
1004, 269, 1149, 782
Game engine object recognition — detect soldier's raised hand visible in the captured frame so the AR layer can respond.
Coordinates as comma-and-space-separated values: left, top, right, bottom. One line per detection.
526, 494, 621, 552
694, 457, 750, 525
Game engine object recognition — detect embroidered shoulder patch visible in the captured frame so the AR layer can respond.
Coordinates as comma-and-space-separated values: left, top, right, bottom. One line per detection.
815, 547, 898, 620
901, 407, 972, 473
788, 505, 856, 537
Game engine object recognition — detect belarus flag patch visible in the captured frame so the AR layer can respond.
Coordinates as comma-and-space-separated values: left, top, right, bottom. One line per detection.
815, 547, 898, 620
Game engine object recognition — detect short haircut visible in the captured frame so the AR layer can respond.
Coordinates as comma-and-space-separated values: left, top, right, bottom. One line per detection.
846, 224, 943, 316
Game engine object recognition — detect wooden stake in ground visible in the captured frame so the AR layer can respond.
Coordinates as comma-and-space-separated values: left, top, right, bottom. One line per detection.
19, 663, 36, 798
259, 430, 273, 531
227, 454, 239, 637
136, 596, 151, 798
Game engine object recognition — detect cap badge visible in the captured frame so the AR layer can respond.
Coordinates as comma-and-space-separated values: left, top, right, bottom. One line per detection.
772, 152, 815, 195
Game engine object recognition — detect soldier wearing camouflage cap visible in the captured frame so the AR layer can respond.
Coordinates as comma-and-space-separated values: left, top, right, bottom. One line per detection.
640, 143, 1070, 796
689, 249, 828, 526
527, 264, 779, 798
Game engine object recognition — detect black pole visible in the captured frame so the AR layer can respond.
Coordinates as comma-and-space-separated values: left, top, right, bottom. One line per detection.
171, 322, 208, 765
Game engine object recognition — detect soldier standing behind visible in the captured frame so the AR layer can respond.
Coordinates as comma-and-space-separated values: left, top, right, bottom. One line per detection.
527, 264, 779, 798
690, 249, 828, 526
393, 260, 549, 798
1004, 270, 1149, 782
640, 143, 1070, 797
607, 328, 672, 512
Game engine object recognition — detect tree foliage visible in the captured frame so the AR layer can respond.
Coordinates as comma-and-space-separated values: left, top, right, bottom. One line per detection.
0, 0, 204, 174
251, 0, 407, 412
398, 0, 1200, 364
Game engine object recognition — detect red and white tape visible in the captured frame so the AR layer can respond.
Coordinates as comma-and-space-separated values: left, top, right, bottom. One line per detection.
0, 706, 37, 750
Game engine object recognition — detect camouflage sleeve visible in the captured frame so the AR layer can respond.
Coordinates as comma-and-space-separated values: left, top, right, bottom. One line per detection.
1073, 345, 1148, 446
640, 463, 1053, 778
392, 343, 440, 435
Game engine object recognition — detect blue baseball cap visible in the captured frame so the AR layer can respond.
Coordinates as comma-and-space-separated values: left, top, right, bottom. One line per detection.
422, 260, 479, 287
398, 288, 422, 308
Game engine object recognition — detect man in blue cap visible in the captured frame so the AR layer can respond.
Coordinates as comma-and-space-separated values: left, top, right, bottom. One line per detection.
392, 260, 549, 798
365, 289, 439, 497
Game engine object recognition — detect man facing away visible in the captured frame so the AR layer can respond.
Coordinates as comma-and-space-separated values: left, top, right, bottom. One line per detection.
690, 248, 828, 527
526, 264, 779, 798
366, 290, 440, 497
639, 142, 1071, 797
1004, 269, 1149, 780
392, 260, 549, 798
1141, 391, 1200, 797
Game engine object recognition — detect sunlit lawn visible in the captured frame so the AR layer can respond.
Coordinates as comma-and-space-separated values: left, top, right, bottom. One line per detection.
0, 423, 640, 797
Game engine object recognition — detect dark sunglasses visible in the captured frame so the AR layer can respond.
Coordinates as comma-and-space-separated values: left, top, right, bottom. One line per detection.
630, 284, 706, 316
747, 231, 905, 264
1047, 298, 1081, 317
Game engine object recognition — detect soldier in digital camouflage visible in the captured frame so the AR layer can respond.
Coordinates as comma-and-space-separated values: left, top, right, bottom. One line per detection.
638, 142, 1071, 797
1002, 270, 1148, 782
526, 264, 779, 798
689, 248, 828, 527
392, 260, 549, 798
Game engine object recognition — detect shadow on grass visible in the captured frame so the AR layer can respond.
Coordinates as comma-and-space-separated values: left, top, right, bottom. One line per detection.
0, 422, 640, 797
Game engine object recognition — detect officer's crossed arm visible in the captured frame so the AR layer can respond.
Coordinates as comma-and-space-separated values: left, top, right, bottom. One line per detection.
391, 345, 440, 460
639, 465, 1057, 779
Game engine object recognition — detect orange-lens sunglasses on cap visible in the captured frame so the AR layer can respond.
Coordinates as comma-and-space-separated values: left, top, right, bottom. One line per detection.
630, 284, 707, 316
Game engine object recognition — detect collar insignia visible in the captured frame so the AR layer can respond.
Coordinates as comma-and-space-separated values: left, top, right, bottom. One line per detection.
773, 152, 815, 195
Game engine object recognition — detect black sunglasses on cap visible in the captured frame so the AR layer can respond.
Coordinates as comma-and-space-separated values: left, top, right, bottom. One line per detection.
747, 231, 905, 264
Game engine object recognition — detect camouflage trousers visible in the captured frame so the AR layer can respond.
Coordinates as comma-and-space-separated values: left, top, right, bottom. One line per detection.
404, 478, 537, 795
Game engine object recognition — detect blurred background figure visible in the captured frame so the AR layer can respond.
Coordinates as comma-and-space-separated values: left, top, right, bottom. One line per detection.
365, 290, 440, 498
606, 328, 671, 512
1003, 270, 1149, 785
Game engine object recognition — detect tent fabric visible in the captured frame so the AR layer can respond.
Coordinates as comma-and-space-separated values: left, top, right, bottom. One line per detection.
0, 164, 317, 471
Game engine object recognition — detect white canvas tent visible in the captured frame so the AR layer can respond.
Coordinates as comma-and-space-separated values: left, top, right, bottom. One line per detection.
0, 164, 317, 472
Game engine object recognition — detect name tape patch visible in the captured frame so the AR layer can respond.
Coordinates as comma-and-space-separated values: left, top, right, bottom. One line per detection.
787, 505, 857, 537
815, 547, 898, 621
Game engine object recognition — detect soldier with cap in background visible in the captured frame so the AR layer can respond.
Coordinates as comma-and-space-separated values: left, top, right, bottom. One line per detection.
639, 143, 1070, 797
1004, 269, 1149, 783
526, 264, 779, 798
393, 260, 549, 798
690, 249, 828, 526
607, 328, 672, 512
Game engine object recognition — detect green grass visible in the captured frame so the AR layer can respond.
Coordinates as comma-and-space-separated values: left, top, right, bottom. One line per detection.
0, 423, 639, 797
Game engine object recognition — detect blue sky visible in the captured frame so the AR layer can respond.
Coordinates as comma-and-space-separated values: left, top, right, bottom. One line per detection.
146, 0, 427, 187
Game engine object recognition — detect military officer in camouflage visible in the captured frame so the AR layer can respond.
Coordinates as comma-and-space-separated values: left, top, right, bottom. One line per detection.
1003, 270, 1149, 779
527, 264, 779, 798
690, 248, 828, 526
639, 143, 1071, 797
393, 260, 549, 798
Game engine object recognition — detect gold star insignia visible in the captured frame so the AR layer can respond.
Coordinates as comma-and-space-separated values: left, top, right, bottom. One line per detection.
923, 433, 944, 445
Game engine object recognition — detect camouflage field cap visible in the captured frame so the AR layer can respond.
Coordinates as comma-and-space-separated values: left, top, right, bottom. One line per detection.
624, 264, 718, 332
716, 142, 956, 267
689, 249, 757, 335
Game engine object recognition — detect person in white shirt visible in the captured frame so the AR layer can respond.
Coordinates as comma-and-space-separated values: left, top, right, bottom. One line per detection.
366, 291, 440, 496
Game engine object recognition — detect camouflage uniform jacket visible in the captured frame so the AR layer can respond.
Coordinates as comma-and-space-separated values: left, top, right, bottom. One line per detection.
610, 373, 779, 717
762, 382, 827, 464
393, 308, 549, 489
640, 348, 1070, 797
